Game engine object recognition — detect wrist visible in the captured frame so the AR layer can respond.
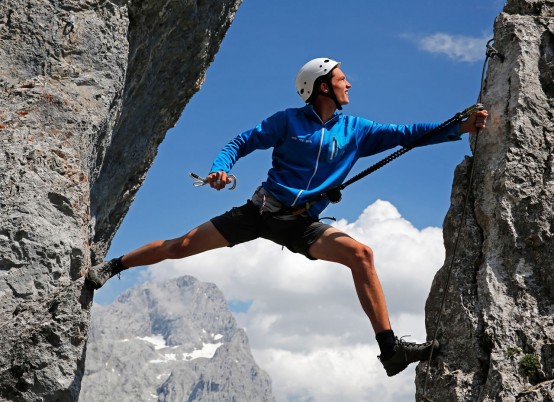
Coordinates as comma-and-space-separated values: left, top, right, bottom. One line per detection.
459, 120, 469, 134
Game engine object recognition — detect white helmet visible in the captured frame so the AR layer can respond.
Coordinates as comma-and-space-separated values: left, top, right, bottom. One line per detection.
295, 58, 341, 102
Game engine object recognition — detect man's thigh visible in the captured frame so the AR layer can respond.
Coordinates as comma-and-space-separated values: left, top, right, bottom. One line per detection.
308, 226, 362, 264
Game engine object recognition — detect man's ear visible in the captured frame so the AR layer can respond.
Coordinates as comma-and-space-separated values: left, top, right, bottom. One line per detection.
319, 81, 329, 94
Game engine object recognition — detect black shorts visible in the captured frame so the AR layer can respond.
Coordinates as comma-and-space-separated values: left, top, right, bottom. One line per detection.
210, 200, 332, 260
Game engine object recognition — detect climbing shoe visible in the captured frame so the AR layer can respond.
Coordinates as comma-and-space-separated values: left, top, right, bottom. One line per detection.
379, 337, 439, 377
86, 257, 126, 290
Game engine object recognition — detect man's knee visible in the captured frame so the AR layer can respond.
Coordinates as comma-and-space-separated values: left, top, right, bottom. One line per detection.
352, 243, 374, 266
339, 241, 374, 270
347, 245, 378, 280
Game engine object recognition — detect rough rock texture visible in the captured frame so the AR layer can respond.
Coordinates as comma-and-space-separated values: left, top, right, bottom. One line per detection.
416, 0, 554, 401
80, 276, 275, 402
0, 0, 241, 401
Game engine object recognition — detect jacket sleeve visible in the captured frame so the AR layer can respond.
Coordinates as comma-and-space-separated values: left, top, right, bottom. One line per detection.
354, 117, 462, 158
209, 111, 287, 173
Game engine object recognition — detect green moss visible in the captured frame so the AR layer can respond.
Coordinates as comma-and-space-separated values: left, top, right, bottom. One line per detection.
519, 354, 541, 380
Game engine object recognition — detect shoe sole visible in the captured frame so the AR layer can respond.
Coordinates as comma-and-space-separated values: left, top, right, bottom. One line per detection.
383, 341, 440, 376
385, 363, 409, 377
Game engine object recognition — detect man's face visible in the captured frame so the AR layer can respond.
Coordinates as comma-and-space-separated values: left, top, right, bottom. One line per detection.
330, 67, 352, 105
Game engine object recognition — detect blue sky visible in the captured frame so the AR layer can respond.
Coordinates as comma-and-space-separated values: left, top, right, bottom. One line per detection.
92, 1, 505, 400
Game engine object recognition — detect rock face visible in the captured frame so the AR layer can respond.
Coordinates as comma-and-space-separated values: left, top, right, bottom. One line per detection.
0, 0, 241, 401
416, 1, 554, 401
80, 276, 275, 402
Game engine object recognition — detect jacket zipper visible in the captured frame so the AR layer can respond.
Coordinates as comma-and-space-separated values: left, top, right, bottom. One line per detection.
292, 110, 338, 206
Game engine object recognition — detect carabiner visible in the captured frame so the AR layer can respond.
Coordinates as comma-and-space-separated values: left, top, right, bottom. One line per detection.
189, 172, 237, 190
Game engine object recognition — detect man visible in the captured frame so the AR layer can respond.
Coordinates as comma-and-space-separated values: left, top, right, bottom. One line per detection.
87, 58, 488, 376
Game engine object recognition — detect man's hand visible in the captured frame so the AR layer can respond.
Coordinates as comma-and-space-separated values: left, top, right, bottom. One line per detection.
460, 109, 489, 134
207, 171, 233, 191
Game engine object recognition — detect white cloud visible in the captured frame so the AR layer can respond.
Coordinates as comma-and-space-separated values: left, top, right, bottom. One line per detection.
254, 344, 416, 402
145, 199, 445, 402
404, 32, 491, 63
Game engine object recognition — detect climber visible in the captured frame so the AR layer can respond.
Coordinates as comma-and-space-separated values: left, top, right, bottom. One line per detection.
87, 58, 488, 377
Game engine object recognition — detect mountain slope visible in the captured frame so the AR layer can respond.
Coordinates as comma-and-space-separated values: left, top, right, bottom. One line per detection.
81, 276, 275, 402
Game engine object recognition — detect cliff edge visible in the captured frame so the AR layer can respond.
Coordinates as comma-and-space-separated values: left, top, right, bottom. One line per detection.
0, 0, 241, 400
416, 1, 554, 400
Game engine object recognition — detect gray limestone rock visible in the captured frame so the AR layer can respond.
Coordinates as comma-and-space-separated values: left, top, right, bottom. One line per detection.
0, 0, 241, 400
416, 0, 554, 401
80, 276, 275, 402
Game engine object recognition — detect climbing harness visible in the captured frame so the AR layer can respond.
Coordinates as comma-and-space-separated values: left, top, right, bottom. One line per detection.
189, 172, 237, 190
420, 38, 504, 401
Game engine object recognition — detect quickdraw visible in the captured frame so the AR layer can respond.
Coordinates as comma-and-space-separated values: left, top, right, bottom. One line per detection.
189, 172, 237, 190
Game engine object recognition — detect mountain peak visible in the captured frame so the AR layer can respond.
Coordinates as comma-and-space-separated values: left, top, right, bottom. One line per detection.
81, 276, 275, 402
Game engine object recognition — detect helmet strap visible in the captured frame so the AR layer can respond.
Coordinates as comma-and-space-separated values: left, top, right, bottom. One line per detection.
319, 78, 342, 110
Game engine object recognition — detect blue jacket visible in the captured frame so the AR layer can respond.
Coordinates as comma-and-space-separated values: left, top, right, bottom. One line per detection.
210, 105, 461, 218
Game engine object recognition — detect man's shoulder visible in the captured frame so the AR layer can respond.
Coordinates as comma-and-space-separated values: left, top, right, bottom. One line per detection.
337, 113, 375, 129
268, 107, 374, 127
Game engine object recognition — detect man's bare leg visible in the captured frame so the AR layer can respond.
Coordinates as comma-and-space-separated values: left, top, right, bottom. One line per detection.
121, 221, 229, 268
87, 221, 228, 288
308, 227, 391, 333
308, 226, 438, 376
